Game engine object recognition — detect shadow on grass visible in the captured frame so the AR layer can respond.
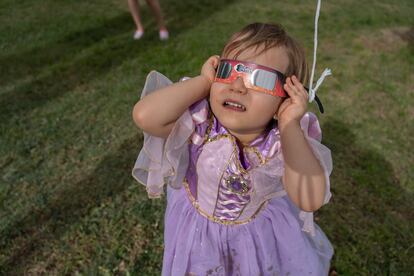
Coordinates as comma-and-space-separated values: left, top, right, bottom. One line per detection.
0, 134, 167, 275
0, 135, 151, 274
318, 119, 413, 274
0, 0, 235, 125
0, 13, 133, 88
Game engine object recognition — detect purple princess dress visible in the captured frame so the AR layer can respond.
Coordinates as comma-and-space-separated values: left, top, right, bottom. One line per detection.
132, 72, 334, 276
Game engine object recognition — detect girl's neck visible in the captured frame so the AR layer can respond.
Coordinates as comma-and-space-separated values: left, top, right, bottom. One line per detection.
227, 128, 264, 146
226, 120, 276, 146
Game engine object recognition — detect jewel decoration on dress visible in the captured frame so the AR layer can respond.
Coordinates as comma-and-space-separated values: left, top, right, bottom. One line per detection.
225, 174, 250, 194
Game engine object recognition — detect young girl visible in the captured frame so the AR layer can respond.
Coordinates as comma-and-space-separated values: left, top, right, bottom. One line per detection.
132, 23, 333, 275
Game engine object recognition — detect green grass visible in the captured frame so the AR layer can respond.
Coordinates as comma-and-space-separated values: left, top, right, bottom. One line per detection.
1, 0, 413, 274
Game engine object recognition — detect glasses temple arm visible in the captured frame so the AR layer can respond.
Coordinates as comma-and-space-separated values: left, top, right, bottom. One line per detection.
304, 87, 324, 114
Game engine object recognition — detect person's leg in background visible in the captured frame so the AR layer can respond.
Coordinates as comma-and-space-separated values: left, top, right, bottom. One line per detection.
145, 0, 169, 40
128, 0, 145, 39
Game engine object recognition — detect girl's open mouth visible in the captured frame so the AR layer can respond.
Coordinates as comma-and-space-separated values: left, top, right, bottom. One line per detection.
223, 101, 246, 111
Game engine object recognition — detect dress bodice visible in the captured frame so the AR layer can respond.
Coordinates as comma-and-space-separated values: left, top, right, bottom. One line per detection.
184, 100, 287, 224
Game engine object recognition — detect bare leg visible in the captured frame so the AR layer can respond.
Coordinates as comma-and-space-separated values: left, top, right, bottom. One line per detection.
145, 0, 167, 30
128, 0, 144, 32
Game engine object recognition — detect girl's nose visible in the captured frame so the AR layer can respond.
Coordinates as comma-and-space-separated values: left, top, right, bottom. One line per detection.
229, 77, 248, 94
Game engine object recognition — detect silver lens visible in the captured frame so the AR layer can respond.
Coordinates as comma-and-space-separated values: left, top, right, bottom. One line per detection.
217, 62, 232, 79
251, 69, 277, 90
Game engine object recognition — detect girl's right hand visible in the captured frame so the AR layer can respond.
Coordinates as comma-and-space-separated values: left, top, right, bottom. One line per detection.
201, 55, 220, 85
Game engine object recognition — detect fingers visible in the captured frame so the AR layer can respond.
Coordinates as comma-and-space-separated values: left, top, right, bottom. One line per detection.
278, 76, 309, 122
283, 75, 308, 101
201, 55, 220, 83
208, 55, 220, 69
213, 55, 220, 69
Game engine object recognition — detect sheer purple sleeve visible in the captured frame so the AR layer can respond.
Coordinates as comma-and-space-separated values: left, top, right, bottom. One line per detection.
131, 71, 208, 198
298, 112, 333, 235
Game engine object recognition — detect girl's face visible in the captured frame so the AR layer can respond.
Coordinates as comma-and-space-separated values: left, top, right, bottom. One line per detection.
209, 46, 289, 144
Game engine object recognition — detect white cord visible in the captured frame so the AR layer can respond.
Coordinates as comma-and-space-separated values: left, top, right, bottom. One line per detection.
313, 68, 331, 93
308, 0, 331, 103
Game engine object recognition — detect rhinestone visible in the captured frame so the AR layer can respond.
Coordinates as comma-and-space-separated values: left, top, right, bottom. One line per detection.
225, 174, 250, 194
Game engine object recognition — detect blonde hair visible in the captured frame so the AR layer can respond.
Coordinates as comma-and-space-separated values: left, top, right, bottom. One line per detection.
222, 23, 309, 84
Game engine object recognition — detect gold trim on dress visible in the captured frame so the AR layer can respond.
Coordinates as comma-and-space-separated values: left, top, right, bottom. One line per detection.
243, 146, 265, 165
183, 179, 268, 226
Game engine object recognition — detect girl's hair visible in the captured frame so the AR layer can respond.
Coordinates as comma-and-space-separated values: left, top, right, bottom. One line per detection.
222, 23, 309, 84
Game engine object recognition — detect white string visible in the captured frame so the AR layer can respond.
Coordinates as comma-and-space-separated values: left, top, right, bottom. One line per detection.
308, 0, 331, 103
313, 68, 331, 92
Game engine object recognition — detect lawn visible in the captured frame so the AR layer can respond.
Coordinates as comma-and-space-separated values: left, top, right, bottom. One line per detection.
0, 0, 413, 275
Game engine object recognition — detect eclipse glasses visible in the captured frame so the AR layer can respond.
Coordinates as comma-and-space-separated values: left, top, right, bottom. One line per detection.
214, 59, 324, 113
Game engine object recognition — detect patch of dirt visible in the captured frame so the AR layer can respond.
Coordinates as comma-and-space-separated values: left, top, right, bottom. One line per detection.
357, 26, 413, 52
395, 26, 414, 46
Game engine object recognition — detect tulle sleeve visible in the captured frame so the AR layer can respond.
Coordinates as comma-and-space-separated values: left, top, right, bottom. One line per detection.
298, 112, 333, 235
131, 71, 195, 198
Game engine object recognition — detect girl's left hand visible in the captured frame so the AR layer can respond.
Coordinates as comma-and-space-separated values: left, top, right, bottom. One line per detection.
277, 75, 308, 127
